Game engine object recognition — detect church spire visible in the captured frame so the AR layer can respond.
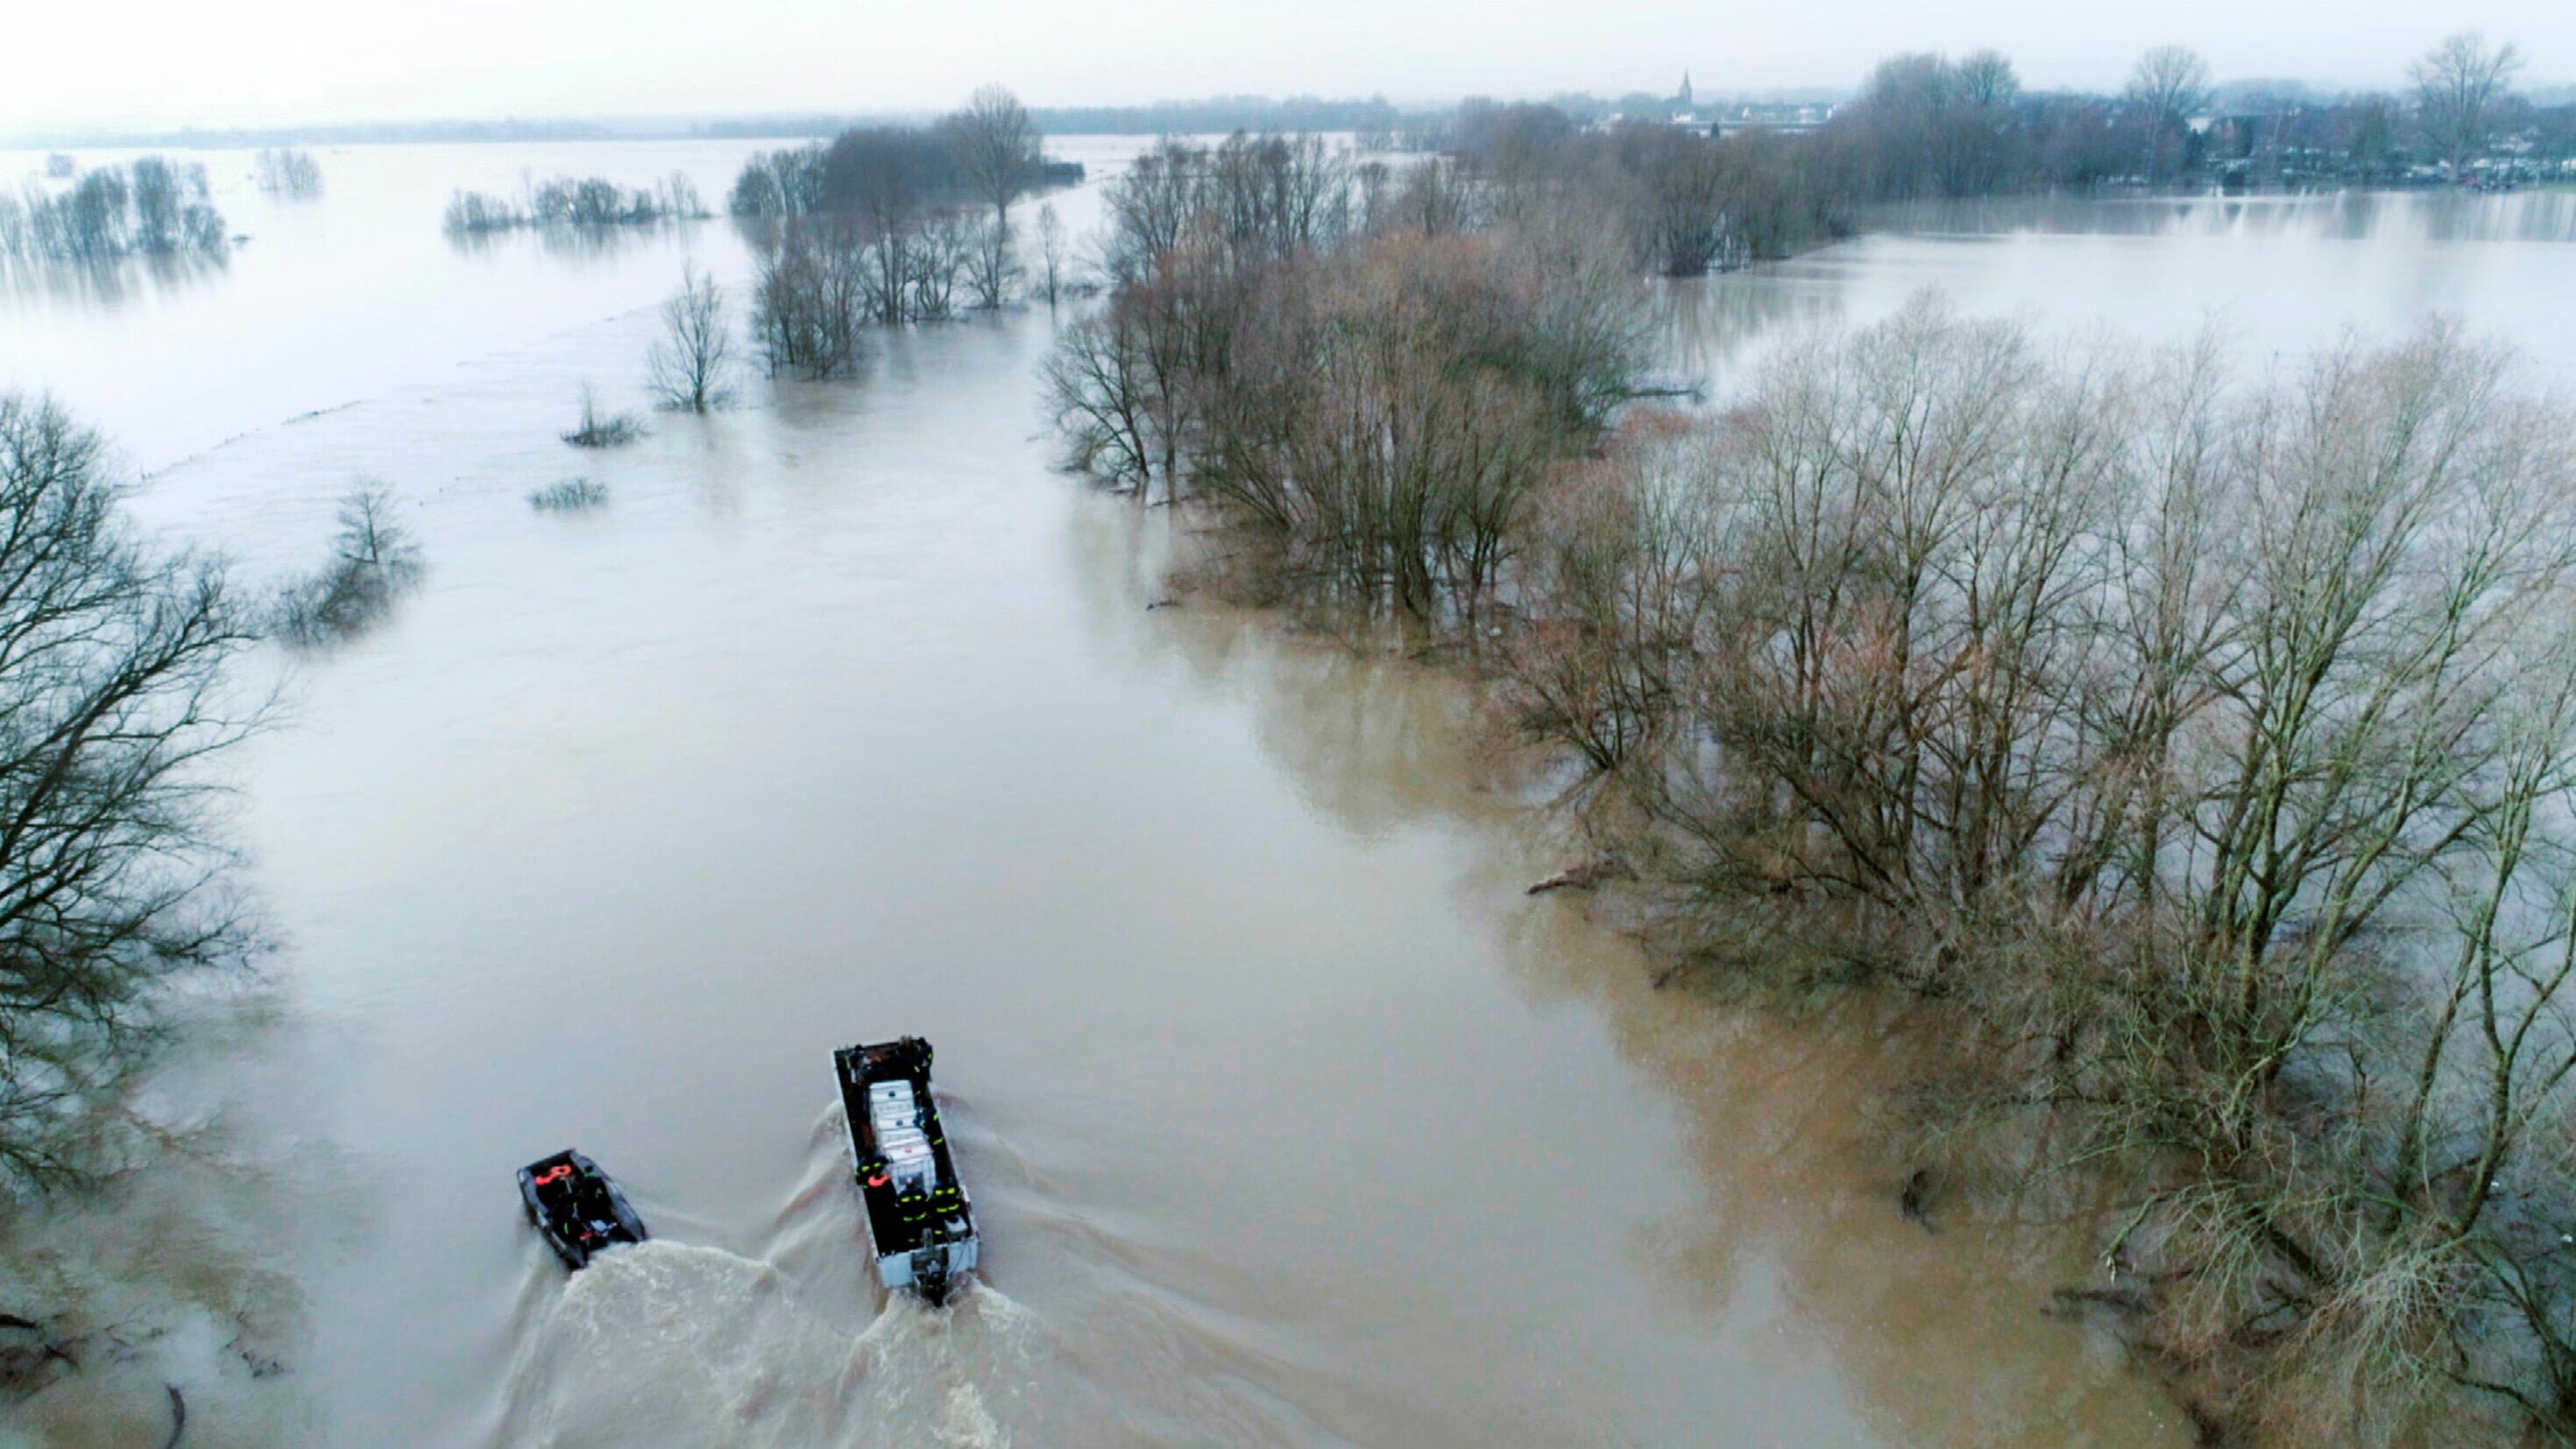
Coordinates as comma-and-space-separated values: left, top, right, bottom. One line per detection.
1679, 71, 1694, 110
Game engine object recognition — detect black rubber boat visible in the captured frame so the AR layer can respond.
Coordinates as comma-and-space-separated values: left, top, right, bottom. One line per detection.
517, 1149, 648, 1269
835, 1036, 978, 1304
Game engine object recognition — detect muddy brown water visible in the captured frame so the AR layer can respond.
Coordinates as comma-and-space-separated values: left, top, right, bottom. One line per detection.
5, 143, 2570, 1445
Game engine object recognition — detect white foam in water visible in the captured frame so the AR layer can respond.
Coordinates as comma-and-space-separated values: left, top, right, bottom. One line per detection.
495, 1242, 1041, 1449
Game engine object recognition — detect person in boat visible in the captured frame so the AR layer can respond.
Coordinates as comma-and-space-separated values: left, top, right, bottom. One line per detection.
532, 1163, 613, 1250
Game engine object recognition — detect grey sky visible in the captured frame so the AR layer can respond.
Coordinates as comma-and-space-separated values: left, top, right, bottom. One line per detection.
8, 0, 2569, 131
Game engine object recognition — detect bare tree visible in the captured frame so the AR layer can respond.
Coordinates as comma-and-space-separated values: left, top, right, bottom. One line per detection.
726, 145, 826, 217
331, 485, 421, 577
1617, 124, 1730, 275
1035, 201, 1067, 307
0, 395, 260, 1190
750, 222, 868, 378
645, 263, 734, 411
2413, 32, 2525, 182
2127, 45, 2212, 179
945, 84, 1041, 237
2127, 45, 2213, 127
1044, 307, 1163, 497
909, 214, 970, 320
1955, 50, 2020, 108
127, 158, 181, 252
961, 216, 1016, 310
1100, 138, 1203, 284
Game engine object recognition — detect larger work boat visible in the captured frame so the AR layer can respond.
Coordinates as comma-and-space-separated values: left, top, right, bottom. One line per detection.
834, 1036, 978, 1304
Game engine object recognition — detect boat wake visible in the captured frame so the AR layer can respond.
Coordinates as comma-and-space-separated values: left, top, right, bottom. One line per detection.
492, 1241, 1041, 1449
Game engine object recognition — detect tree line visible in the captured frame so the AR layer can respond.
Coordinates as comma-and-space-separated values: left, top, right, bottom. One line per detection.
1050, 117, 2576, 1443
1404, 32, 2552, 280
440, 173, 707, 237
0, 158, 227, 265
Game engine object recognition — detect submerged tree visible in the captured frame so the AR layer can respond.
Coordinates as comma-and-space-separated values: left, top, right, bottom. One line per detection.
945, 85, 1040, 308
645, 264, 734, 411
749, 223, 874, 378
1035, 202, 1067, 307
255, 148, 323, 198
0, 395, 260, 1190
945, 83, 1041, 237
1, 159, 223, 265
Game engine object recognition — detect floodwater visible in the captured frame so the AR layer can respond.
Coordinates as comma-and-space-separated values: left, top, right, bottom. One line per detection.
1663, 187, 2576, 392
4, 144, 2568, 1447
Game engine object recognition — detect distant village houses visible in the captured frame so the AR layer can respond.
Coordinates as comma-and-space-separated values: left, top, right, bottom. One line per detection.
1588, 74, 1836, 137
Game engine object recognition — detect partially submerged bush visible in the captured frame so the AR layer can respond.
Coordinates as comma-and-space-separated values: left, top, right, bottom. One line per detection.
527, 478, 607, 511
561, 386, 642, 448
272, 484, 423, 645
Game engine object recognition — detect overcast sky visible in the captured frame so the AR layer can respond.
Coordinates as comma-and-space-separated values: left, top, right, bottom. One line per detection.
7, 0, 2570, 132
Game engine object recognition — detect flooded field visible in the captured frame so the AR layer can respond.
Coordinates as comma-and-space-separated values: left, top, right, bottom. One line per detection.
5, 141, 2569, 1445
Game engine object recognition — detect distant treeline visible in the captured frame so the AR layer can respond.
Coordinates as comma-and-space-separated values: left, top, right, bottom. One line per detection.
1030, 95, 1409, 136
0, 157, 227, 264
11, 100, 1419, 152
695, 95, 1419, 141
441, 173, 708, 236
1411, 36, 2566, 279
9, 119, 629, 150
1784, 39, 2573, 191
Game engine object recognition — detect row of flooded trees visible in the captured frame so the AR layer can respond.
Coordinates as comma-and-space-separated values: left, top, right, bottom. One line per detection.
1427, 103, 1852, 277
0, 159, 227, 264
1051, 125, 2576, 1439
1046, 130, 1657, 592
737, 87, 1047, 378
254, 147, 322, 199
440, 173, 707, 237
